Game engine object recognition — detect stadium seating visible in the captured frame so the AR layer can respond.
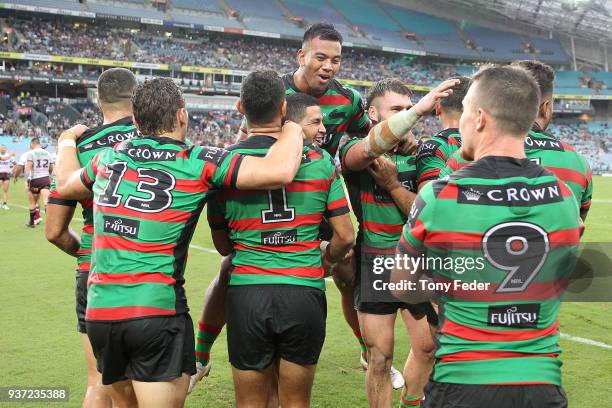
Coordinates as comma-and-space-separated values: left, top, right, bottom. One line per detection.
226, 0, 285, 19
463, 25, 534, 61
168, 12, 243, 28
171, 0, 223, 13
2, 0, 84, 11
87, 1, 166, 20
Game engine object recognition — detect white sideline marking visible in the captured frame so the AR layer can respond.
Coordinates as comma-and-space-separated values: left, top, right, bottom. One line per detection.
9, 203, 85, 222
560, 332, 612, 350
592, 199, 612, 204
189, 244, 220, 254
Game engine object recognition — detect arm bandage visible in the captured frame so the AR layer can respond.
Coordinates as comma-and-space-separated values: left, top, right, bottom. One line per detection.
363, 107, 420, 158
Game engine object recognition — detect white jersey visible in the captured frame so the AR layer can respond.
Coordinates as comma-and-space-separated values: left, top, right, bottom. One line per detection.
0, 156, 15, 173
26, 148, 52, 180
18, 152, 29, 167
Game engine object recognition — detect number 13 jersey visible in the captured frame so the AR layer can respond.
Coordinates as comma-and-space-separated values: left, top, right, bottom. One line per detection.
80, 136, 243, 322
207, 135, 350, 291
398, 156, 583, 386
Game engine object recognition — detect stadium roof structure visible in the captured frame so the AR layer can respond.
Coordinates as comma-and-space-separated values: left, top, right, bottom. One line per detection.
435, 0, 611, 41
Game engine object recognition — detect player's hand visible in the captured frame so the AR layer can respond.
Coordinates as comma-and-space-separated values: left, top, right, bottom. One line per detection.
367, 156, 400, 191
414, 79, 460, 116
59, 124, 89, 141
281, 120, 305, 140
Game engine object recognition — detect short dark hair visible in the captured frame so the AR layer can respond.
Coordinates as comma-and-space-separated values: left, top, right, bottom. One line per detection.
439, 76, 471, 113
303, 22, 343, 46
471, 65, 540, 136
367, 78, 411, 110
286, 93, 319, 123
511, 60, 555, 98
97, 68, 137, 104
240, 71, 286, 125
132, 77, 185, 136
31, 137, 40, 145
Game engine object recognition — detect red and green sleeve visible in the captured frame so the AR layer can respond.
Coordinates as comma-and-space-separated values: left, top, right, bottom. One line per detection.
201, 147, 243, 189
207, 195, 228, 230
397, 183, 435, 256
79, 152, 102, 191
346, 89, 370, 135
325, 167, 350, 218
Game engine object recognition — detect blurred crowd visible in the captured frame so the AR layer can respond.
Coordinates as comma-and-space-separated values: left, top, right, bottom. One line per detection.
1, 18, 461, 86
2, 103, 609, 172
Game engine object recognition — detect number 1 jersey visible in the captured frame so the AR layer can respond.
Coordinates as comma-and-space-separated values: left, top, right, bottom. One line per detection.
207, 135, 350, 291
80, 136, 242, 321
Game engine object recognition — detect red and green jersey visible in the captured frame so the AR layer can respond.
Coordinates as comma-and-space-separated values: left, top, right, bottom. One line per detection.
282, 73, 370, 156
398, 156, 582, 386
415, 128, 461, 185
340, 137, 417, 247
48, 117, 139, 272
440, 125, 593, 218
207, 136, 349, 291
80, 136, 242, 321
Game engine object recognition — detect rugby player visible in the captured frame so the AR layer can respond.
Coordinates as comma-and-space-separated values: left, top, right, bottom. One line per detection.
394, 65, 582, 408
340, 79, 437, 408
0, 145, 16, 209
441, 61, 592, 220
414, 77, 469, 190
54, 75, 305, 408
189, 92, 329, 397
46, 68, 139, 408
24, 137, 52, 227
199, 22, 372, 371
206, 82, 354, 407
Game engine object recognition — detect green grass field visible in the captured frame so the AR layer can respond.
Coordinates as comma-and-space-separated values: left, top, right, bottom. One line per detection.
1, 177, 611, 408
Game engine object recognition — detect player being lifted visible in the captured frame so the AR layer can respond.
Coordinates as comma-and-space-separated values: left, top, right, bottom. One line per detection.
195, 23, 459, 377
55, 75, 305, 408
24, 137, 53, 228
414, 77, 469, 190
441, 60, 592, 220
339, 79, 438, 408
46, 68, 139, 408
206, 83, 354, 407
0, 145, 16, 209
394, 65, 582, 408
198, 22, 372, 372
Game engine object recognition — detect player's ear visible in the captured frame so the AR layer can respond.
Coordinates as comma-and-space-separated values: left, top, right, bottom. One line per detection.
476, 108, 485, 132
434, 101, 442, 116
367, 105, 378, 123
236, 99, 245, 115
297, 48, 305, 67
280, 100, 287, 118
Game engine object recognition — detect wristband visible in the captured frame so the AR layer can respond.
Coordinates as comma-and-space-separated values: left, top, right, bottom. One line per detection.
59, 139, 77, 149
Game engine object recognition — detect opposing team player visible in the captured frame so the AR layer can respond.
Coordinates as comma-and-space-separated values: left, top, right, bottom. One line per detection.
46, 68, 139, 408
339, 79, 437, 408
0, 145, 16, 209
414, 77, 469, 189
441, 61, 592, 220
394, 65, 582, 408
207, 81, 354, 407
55, 75, 304, 408
24, 137, 53, 227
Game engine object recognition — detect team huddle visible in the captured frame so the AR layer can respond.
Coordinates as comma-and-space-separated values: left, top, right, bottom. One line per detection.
44, 23, 590, 408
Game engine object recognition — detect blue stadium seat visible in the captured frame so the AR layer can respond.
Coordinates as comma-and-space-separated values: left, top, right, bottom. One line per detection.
171, 0, 222, 13
226, 0, 285, 18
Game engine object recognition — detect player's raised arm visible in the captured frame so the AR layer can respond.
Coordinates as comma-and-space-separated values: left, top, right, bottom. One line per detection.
234, 121, 304, 189
55, 124, 91, 199
343, 79, 459, 172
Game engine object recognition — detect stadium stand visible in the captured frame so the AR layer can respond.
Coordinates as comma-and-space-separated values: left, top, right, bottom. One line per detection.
171, 0, 223, 13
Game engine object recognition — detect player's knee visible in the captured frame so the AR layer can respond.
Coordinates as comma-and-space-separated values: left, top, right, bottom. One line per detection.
45, 225, 62, 244
367, 346, 393, 374
412, 340, 436, 363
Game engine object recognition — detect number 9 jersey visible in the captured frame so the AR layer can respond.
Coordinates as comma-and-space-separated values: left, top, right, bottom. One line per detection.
79, 136, 243, 322
398, 156, 583, 386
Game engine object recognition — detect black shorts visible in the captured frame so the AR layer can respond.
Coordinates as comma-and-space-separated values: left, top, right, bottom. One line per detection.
422, 382, 567, 408
226, 284, 326, 370
0, 172, 9, 181
28, 177, 50, 193
353, 246, 438, 325
317, 220, 333, 241
86, 314, 196, 385
76, 271, 88, 333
